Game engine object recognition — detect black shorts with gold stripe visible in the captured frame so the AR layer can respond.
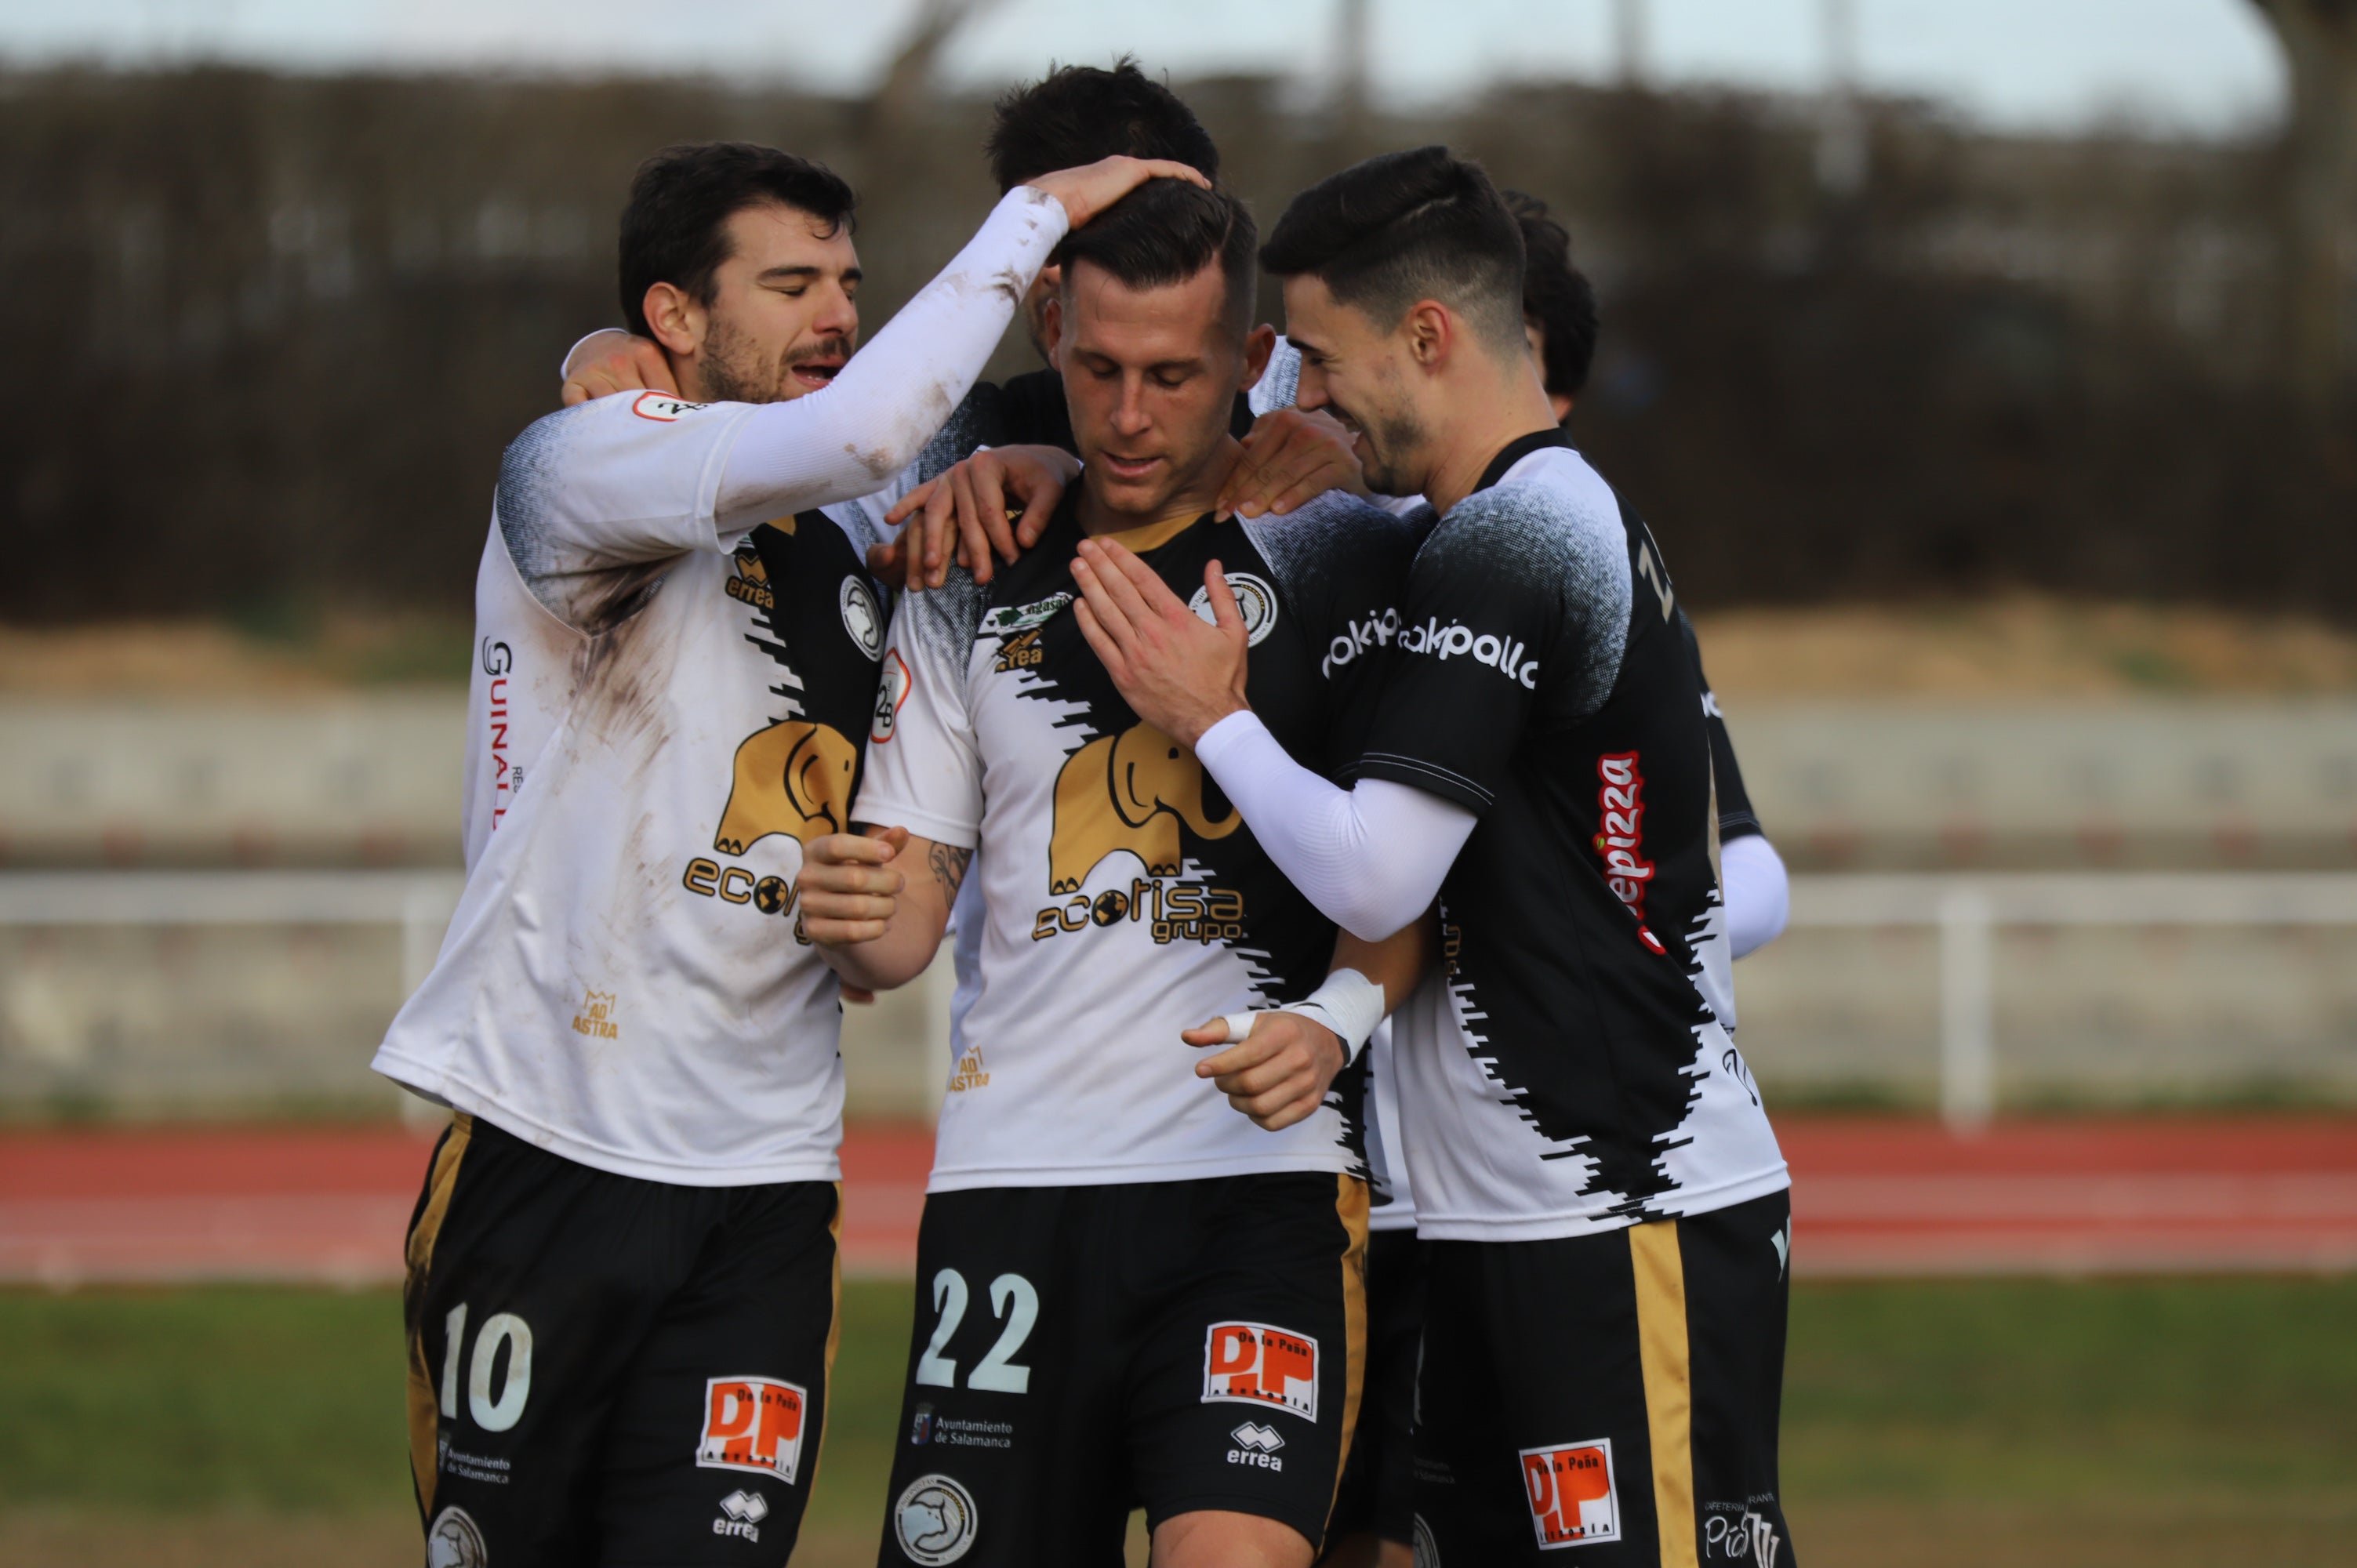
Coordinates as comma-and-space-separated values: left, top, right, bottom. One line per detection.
1413, 1189, 1796, 1567
876, 1172, 1367, 1566
403, 1113, 841, 1568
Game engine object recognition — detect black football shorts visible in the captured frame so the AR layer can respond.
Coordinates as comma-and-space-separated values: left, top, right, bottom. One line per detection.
1413, 1189, 1796, 1566
876, 1172, 1369, 1566
403, 1113, 841, 1567
1326, 1225, 1424, 1549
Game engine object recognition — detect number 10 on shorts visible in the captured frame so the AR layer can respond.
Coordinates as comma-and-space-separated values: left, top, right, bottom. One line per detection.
1201, 1321, 1320, 1421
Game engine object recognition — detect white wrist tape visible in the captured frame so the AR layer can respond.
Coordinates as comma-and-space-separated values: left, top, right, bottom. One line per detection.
1218, 967, 1387, 1067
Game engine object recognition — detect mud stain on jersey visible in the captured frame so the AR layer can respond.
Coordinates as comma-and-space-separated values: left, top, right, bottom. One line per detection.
569, 579, 674, 760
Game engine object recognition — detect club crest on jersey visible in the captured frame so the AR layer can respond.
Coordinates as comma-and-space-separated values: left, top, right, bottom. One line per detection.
979, 593, 1070, 638
1187, 572, 1278, 646
426, 1504, 488, 1568
895, 1474, 979, 1565
696, 1376, 808, 1483
631, 391, 710, 421
839, 575, 884, 661
1202, 1321, 1319, 1421
1521, 1438, 1621, 1548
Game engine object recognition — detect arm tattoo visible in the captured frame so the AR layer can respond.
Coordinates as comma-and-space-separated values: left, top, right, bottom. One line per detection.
928, 842, 974, 902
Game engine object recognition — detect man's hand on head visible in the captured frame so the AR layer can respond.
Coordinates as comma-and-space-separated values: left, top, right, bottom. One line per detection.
873, 445, 1079, 590
1215, 408, 1371, 521
1181, 1011, 1346, 1133
1070, 540, 1250, 748
559, 330, 677, 408
1022, 155, 1211, 232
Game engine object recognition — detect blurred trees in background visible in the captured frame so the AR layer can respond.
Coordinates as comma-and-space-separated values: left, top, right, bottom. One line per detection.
1, 64, 2350, 623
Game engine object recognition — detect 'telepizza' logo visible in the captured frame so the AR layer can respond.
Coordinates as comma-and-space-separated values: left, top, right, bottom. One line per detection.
1594, 753, 1665, 955
1521, 1438, 1620, 1549
1202, 1321, 1319, 1422
696, 1376, 807, 1484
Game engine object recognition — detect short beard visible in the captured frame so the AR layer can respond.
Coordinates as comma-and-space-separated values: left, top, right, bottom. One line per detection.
1356, 403, 1429, 499
696, 314, 853, 405
696, 311, 784, 404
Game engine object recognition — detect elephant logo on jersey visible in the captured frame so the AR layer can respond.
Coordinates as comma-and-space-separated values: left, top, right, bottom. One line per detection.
1048, 722, 1240, 893
714, 720, 859, 855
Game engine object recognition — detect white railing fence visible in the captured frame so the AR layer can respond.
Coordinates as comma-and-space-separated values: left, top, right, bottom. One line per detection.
2, 871, 2355, 1129
1787, 873, 2357, 1130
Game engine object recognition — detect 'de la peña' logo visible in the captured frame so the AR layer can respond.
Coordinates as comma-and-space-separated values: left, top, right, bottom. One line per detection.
1047, 722, 1239, 895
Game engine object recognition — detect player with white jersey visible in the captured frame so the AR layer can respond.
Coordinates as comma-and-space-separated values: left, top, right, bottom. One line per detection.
794, 180, 1428, 1568
372, 142, 1200, 1568
1072, 147, 1797, 1566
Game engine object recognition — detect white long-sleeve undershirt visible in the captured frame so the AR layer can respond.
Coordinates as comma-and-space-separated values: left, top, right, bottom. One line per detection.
1721, 831, 1790, 958
1193, 710, 1476, 943
1197, 709, 1795, 961
709, 187, 1068, 535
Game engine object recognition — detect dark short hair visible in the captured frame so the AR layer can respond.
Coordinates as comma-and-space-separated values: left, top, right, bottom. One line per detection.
1260, 145, 1526, 350
987, 58, 1220, 192
618, 143, 856, 338
1505, 191, 1600, 397
1054, 180, 1258, 337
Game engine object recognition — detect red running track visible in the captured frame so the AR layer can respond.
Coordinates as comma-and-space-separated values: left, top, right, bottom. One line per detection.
2, 1117, 2352, 1286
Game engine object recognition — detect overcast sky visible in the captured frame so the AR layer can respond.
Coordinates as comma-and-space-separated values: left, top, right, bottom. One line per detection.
0, 0, 2286, 137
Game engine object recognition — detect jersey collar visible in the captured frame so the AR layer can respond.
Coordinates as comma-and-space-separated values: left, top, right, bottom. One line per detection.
1470, 426, 1578, 497
1057, 485, 1225, 558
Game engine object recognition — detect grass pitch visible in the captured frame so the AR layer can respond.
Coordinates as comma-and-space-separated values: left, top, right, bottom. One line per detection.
2, 1278, 2352, 1566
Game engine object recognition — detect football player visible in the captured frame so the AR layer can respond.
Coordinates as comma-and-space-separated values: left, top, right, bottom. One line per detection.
375, 144, 1197, 1567
797, 178, 1424, 1568
1071, 147, 1798, 1566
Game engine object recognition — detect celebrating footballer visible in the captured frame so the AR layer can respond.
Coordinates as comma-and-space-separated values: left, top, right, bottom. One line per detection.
382, 53, 1799, 1568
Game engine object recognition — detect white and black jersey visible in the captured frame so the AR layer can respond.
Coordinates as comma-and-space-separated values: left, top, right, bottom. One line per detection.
856, 492, 1421, 1191
1360, 430, 1788, 1241
372, 390, 940, 1184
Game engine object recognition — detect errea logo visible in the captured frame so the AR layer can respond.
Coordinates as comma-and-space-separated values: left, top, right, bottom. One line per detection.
1400, 615, 1539, 689
713, 1489, 768, 1543
1228, 1421, 1286, 1472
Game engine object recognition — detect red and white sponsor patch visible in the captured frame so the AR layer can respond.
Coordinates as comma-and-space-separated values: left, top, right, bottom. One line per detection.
1521, 1438, 1620, 1549
632, 391, 710, 421
870, 649, 912, 743
1201, 1321, 1319, 1422
696, 1376, 807, 1483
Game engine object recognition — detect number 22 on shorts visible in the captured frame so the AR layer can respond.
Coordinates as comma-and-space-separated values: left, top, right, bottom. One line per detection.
914, 1269, 1038, 1394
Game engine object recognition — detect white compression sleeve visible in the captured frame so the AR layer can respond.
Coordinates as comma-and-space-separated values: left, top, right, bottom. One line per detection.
712, 187, 1069, 533
1193, 711, 1476, 942
1722, 832, 1790, 958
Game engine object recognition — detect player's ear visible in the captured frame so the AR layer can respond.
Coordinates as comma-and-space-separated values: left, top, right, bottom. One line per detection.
1238, 324, 1277, 392
1403, 299, 1451, 372
1040, 292, 1066, 370
641, 281, 705, 360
